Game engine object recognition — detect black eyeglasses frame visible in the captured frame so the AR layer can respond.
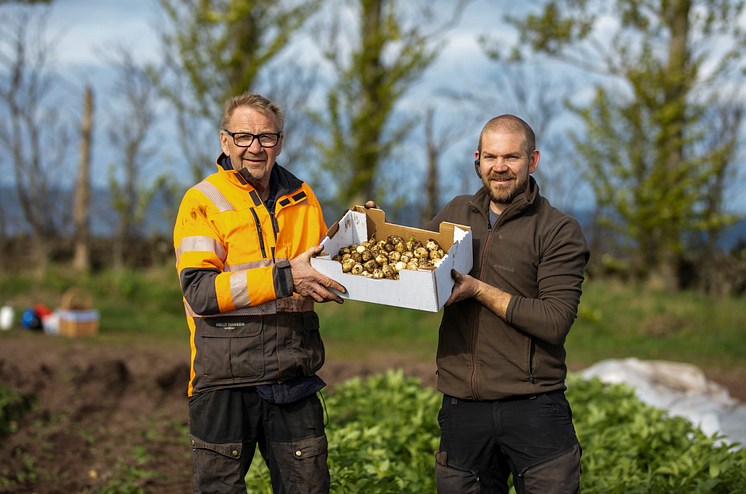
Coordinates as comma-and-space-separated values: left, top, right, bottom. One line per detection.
222, 130, 283, 148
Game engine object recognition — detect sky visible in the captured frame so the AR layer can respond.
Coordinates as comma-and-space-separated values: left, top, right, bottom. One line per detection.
4, 0, 746, 214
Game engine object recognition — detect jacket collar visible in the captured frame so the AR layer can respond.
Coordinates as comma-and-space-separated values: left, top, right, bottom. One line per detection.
214, 153, 304, 200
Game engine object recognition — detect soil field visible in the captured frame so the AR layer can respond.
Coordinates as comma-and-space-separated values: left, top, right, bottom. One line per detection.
0, 331, 436, 494
0, 330, 744, 494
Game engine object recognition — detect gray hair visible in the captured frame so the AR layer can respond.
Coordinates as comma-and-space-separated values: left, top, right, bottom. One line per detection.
221, 92, 285, 132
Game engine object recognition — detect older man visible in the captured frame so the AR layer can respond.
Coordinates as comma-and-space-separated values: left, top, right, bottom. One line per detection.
174, 92, 345, 494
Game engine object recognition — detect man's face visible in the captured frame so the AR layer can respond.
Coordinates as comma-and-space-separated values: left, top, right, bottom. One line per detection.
476, 132, 539, 213
220, 106, 283, 188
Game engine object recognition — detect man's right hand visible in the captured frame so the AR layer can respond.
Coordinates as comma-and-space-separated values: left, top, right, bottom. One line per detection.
290, 246, 346, 304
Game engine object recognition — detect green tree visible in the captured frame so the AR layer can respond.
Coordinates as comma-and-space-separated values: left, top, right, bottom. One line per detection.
487, 0, 746, 289
155, 0, 321, 181
313, 0, 469, 210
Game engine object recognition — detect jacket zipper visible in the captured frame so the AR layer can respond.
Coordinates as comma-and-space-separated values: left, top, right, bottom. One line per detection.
468, 201, 520, 399
250, 208, 267, 259
468, 203, 493, 401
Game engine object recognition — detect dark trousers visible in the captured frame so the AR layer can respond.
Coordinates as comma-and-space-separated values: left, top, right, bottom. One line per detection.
435, 391, 581, 494
188, 387, 329, 494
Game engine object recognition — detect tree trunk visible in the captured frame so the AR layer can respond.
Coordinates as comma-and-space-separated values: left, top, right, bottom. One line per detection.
73, 86, 94, 272
349, 0, 383, 207
422, 107, 439, 224
649, 0, 690, 291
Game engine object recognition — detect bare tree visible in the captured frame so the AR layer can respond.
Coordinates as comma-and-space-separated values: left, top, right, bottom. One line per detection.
103, 46, 160, 269
72, 85, 93, 272
420, 106, 473, 224
0, 6, 72, 272
447, 63, 579, 212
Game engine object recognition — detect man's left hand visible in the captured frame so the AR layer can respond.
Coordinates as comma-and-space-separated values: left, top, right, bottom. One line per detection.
446, 269, 512, 319
445, 269, 482, 306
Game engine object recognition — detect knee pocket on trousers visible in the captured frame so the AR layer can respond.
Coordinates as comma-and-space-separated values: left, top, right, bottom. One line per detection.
272, 434, 330, 494
520, 443, 581, 494
189, 434, 246, 493
189, 433, 243, 459
434, 451, 481, 494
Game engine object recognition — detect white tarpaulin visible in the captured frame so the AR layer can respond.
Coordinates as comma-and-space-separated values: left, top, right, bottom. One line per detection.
580, 358, 746, 450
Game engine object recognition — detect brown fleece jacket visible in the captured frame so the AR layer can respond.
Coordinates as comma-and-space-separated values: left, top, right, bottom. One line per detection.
425, 178, 590, 401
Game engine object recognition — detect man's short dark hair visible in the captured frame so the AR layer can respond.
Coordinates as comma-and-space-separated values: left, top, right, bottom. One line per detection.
477, 115, 535, 158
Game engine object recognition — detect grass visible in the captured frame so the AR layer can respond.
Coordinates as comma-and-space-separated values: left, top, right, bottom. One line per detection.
568, 279, 746, 369
315, 301, 441, 361
2, 265, 746, 370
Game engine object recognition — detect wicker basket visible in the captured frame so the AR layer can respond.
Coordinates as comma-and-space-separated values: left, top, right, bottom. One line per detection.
57, 288, 99, 337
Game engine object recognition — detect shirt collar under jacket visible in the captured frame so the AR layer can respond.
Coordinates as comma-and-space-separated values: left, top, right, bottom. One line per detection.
217, 153, 280, 208
474, 176, 540, 226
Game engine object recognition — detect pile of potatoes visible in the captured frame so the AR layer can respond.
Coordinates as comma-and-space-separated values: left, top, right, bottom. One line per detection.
332, 234, 446, 279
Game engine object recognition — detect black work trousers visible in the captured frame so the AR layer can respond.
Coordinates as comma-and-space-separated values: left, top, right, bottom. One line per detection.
188, 387, 329, 494
435, 390, 581, 494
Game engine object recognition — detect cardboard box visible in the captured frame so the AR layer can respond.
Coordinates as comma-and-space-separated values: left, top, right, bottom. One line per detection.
311, 206, 472, 312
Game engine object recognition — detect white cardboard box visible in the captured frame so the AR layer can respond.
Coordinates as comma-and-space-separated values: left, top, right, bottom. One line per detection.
310, 206, 473, 312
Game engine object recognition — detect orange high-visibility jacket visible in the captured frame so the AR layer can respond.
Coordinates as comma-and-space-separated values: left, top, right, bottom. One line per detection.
174, 155, 328, 397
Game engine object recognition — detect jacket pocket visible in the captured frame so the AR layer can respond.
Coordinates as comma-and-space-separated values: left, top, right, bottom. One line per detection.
299, 312, 324, 375
197, 316, 265, 384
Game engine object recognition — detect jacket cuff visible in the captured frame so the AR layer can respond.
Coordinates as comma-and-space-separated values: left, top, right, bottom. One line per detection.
273, 260, 294, 299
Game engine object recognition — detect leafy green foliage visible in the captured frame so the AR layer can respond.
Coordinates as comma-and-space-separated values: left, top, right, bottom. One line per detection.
568, 376, 746, 493
491, 0, 746, 287
245, 369, 441, 492
313, 0, 457, 207
0, 382, 33, 439
244, 370, 746, 493
325, 369, 441, 492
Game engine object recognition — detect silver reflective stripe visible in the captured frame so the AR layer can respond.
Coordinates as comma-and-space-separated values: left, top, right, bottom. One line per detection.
183, 299, 197, 318
193, 181, 236, 213
176, 236, 227, 268
224, 259, 274, 272
230, 271, 251, 308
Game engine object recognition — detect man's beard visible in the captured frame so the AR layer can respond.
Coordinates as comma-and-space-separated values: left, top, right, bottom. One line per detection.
482, 170, 529, 206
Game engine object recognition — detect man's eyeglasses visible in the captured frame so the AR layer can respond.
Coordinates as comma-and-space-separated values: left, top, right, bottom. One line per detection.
222, 130, 282, 148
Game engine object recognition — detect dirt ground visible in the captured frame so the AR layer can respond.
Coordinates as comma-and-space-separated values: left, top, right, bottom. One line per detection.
0, 331, 440, 494
0, 330, 744, 494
